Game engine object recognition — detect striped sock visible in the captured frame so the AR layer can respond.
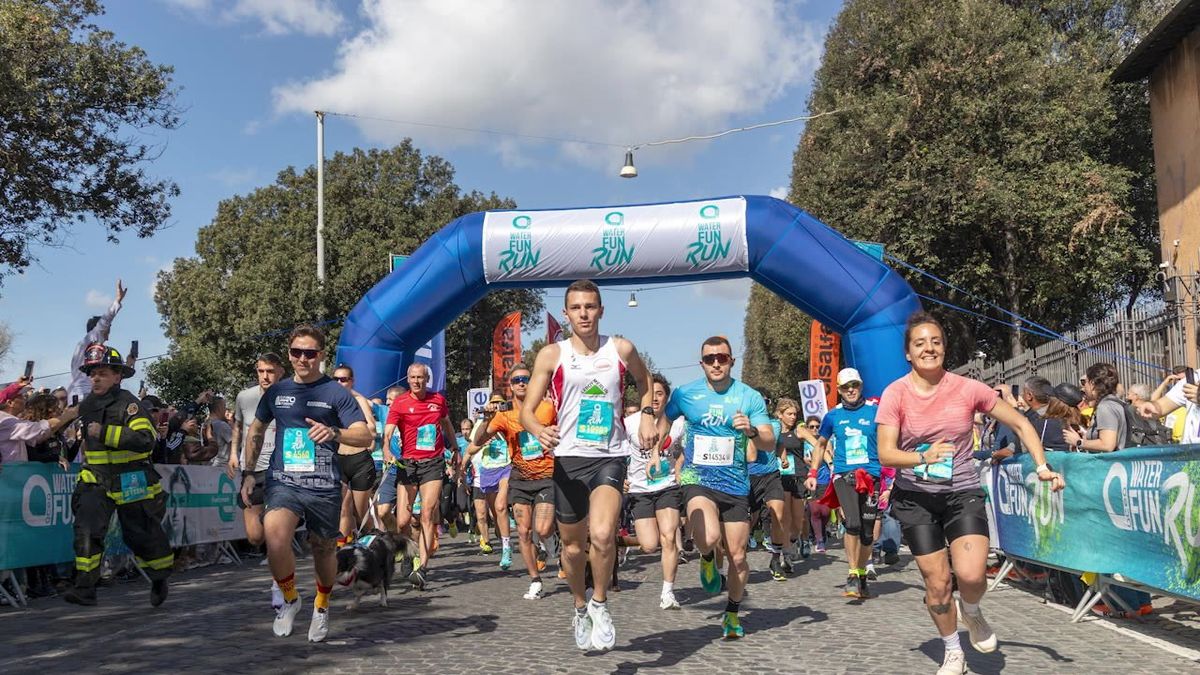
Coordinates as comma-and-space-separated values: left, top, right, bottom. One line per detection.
276, 574, 298, 603
315, 582, 332, 611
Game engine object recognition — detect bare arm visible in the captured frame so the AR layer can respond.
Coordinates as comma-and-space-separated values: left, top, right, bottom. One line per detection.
615, 337, 658, 451
521, 344, 561, 448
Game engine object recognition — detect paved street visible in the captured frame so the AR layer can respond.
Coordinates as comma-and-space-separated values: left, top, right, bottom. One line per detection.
5, 539, 1198, 674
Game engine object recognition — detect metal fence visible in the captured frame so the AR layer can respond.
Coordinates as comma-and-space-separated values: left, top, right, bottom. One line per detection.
954, 304, 1188, 391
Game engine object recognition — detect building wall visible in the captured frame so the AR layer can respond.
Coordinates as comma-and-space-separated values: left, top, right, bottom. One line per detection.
1149, 26, 1200, 367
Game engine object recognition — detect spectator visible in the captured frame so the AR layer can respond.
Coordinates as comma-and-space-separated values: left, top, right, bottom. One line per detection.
0, 389, 77, 463
1063, 363, 1124, 453
67, 279, 126, 402
1138, 368, 1198, 445
0, 375, 32, 406
204, 396, 232, 467
1150, 367, 1188, 442
1125, 383, 1150, 407
1019, 377, 1068, 452
23, 393, 72, 468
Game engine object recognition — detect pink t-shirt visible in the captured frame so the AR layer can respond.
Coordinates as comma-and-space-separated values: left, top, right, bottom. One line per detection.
876, 371, 996, 493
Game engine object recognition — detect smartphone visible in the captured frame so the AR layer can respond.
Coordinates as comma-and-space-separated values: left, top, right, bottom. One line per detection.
24, 360, 34, 379
1010, 384, 1020, 399
495, 401, 513, 412
1187, 368, 1196, 386
71, 395, 79, 406
129, 340, 139, 360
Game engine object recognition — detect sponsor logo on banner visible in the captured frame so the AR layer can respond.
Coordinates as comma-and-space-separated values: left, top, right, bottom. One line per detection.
22, 470, 77, 527
498, 215, 541, 274
798, 379, 829, 420
467, 387, 490, 420
592, 211, 635, 272
1102, 460, 1200, 569
995, 462, 1064, 554
686, 204, 732, 267
492, 312, 522, 398
809, 322, 840, 410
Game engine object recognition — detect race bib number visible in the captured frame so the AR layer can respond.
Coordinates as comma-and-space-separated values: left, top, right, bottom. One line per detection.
482, 436, 510, 469
119, 471, 148, 502
913, 442, 953, 483
282, 427, 316, 472
416, 424, 437, 452
647, 458, 673, 487
518, 431, 543, 460
694, 435, 735, 467
779, 455, 796, 476
844, 429, 869, 466
577, 399, 613, 446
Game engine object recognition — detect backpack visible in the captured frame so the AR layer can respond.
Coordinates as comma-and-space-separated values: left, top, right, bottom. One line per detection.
1118, 398, 1171, 447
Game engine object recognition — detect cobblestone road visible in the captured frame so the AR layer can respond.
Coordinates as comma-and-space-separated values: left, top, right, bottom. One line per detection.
5, 539, 1198, 674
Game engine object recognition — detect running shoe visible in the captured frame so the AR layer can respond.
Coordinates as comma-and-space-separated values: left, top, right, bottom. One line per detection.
781, 557, 794, 574
677, 550, 688, 566
449, 522, 458, 538
763, 540, 779, 554
936, 649, 966, 675
558, 567, 567, 579
769, 556, 786, 581
573, 610, 593, 650
659, 590, 680, 610
721, 611, 744, 639
588, 600, 616, 651
843, 574, 861, 599
523, 580, 544, 600
699, 555, 721, 594
273, 598, 302, 637
500, 547, 513, 570
801, 540, 812, 558
270, 581, 284, 611
815, 541, 826, 554
398, 555, 413, 582
956, 599, 997, 652
857, 574, 871, 599
883, 550, 900, 565
748, 536, 758, 550
536, 544, 548, 568
480, 540, 494, 554
866, 563, 878, 581
682, 538, 695, 553
308, 608, 329, 642
409, 567, 427, 591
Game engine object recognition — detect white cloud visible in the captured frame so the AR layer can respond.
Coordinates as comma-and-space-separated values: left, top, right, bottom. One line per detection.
769, 185, 789, 200
693, 277, 751, 302
274, 0, 824, 170
85, 289, 113, 310
163, 0, 345, 36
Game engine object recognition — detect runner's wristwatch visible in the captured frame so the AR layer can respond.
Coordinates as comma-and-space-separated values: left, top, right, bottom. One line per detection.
1036, 462, 1053, 474
641, 406, 655, 416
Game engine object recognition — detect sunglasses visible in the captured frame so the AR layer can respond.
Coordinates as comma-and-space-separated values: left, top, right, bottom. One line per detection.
289, 347, 320, 360
510, 375, 530, 384
701, 353, 732, 366
333, 376, 351, 383
839, 382, 862, 390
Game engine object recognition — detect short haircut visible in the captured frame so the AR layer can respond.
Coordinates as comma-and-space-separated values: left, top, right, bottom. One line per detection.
407, 362, 433, 380
510, 363, 531, 375
651, 372, 671, 399
701, 335, 732, 354
257, 352, 284, 368
1127, 383, 1150, 400
386, 386, 406, 397
333, 363, 354, 377
805, 415, 822, 425
288, 324, 326, 350
86, 316, 101, 332
904, 310, 945, 347
1023, 376, 1054, 404
1085, 362, 1120, 399
564, 279, 602, 307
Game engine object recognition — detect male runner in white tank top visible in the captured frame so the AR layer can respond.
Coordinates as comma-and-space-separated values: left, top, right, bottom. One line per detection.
522, 279, 658, 653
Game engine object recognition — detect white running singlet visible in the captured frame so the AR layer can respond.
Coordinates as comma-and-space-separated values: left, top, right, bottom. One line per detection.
549, 336, 630, 458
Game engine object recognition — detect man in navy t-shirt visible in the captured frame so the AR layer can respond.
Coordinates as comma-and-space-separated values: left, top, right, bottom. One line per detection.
241, 325, 370, 644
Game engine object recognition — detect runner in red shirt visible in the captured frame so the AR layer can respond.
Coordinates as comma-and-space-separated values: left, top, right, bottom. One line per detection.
383, 363, 456, 590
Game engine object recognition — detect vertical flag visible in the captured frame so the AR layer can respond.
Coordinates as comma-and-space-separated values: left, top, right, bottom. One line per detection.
493, 311, 522, 397
546, 312, 563, 344
809, 320, 840, 410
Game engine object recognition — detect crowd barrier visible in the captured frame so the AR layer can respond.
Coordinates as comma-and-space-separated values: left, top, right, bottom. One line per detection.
988, 445, 1200, 609
0, 463, 246, 570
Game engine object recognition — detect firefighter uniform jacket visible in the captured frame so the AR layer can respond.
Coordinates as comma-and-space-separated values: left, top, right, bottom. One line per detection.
77, 387, 160, 503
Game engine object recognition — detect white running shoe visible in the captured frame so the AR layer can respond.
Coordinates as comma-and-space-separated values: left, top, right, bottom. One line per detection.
308, 608, 329, 642
273, 598, 302, 637
573, 610, 593, 650
523, 580, 544, 600
659, 591, 680, 610
957, 599, 998, 653
588, 600, 616, 651
270, 581, 284, 611
936, 649, 967, 675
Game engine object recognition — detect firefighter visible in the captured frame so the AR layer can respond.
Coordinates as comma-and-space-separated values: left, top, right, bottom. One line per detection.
64, 343, 173, 607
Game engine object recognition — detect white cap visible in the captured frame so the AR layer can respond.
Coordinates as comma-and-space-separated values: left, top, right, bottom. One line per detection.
837, 368, 863, 386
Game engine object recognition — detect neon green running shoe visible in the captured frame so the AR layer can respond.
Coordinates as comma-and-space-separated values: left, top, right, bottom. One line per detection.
722, 611, 744, 639
699, 555, 721, 594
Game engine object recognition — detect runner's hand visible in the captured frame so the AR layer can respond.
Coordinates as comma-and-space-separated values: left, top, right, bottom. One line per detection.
804, 476, 817, 492
731, 410, 752, 434
920, 439, 954, 465
306, 418, 336, 443
538, 424, 560, 449
638, 414, 659, 452
780, 455, 790, 470
1036, 467, 1065, 492
240, 474, 255, 506
86, 422, 102, 442
225, 457, 238, 480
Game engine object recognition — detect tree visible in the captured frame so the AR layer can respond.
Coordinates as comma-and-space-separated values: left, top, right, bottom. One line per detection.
0, 0, 180, 283
742, 0, 1167, 374
741, 285, 811, 399
154, 142, 543, 415
143, 348, 235, 408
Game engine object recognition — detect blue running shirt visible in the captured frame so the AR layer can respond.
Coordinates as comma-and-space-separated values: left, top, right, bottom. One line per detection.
818, 403, 881, 477
256, 376, 366, 492
665, 378, 770, 497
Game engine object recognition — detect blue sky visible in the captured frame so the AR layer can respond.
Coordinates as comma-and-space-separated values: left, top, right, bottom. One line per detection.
3, 0, 842, 396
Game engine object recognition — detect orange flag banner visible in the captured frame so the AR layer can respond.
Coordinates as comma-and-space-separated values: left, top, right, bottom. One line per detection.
493, 311, 522, 397
809, 320, 841, 410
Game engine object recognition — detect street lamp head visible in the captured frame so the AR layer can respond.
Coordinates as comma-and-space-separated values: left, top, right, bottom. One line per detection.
619, 149, 637, 178
628, 292, 638, 308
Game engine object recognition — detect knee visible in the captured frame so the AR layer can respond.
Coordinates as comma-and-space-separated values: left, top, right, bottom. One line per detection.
659, 532, 677, 553
728, 549, 748, 570
955, 569, 986, 589
309, 537, 335, 556
562, 540, 585, 558
640, 541, 659, 555
590, 537, 615, 556
924, 575, 953, 602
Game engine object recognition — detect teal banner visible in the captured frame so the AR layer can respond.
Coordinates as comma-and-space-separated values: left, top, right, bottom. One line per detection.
992, 446, 1200, 601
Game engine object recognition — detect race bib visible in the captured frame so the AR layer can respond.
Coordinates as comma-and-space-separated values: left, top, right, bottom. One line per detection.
416, 424, 437, 452
647, 458, 673, 487
844, 429, 869, 466
802, 441, 814, 463
482, 436, 510, 469
913, 442, 953, 483
577, 399, 613, 446
119, 471, 148, 502
518, 431, 543, 460
282, 427, 316, 473
779, 454, 796, 476
694, 435, 735, 467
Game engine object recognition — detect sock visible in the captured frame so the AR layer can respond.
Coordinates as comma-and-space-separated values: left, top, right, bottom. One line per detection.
502, 536, 512, 551
530, 576, 542, 584
576, 605, 588, 617
590, 598, 605, 610
725, 599, 741, 614
961, 599, 980, 614
275, 574, 298, 603
942, 631, 962, 653
315, 582, 332, 611
662, 581, 674, 595
702, 551, 715, 563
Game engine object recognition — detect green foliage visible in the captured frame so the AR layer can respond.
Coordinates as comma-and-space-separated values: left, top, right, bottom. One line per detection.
143, 348, 233, 408
741, 284, 812, 398
154, 142, 542, 413
743, 0, 1167, 375
0, 0, 180, 282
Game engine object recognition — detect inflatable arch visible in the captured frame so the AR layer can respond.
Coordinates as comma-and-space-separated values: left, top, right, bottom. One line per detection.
336, 196, 921, 400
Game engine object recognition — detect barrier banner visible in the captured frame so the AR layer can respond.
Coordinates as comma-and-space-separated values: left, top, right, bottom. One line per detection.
492, 311, 522, 398
482, 198, 749, 282
0, 463, 245, 570
809, 320, 840, 410
992, 447, 1200, 601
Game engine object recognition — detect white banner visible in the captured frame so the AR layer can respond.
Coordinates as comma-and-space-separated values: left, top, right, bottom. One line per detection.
466, 387, 491, 421
156, 465, 246, 546
797, 379, 829, 421
482, 197, 749, 282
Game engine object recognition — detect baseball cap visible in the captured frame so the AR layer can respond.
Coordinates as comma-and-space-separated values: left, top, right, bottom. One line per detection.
837, 368, 863, 386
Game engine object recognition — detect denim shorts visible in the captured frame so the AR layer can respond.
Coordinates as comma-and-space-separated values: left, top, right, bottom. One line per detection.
265, 482, 341, 540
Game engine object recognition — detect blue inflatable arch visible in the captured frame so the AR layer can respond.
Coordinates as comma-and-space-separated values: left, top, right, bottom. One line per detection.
336, 195, 921, 400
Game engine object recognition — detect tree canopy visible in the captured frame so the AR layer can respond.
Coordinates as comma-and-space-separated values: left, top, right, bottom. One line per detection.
154, 142, 542, 413
0, 0, 180, 283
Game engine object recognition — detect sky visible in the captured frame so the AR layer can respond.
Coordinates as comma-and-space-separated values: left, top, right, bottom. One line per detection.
2, 0, 842, 398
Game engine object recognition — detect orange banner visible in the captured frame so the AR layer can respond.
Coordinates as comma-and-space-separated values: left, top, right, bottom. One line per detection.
493, 311, 522, 397
809, 320, 840, 410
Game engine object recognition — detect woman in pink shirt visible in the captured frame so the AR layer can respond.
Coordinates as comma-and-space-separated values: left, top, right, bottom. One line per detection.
877, 312, 1064, 675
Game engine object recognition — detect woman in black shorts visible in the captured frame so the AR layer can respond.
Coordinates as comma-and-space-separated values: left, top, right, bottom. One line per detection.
876, 312, 1064, 675
772, 398, 811, 562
